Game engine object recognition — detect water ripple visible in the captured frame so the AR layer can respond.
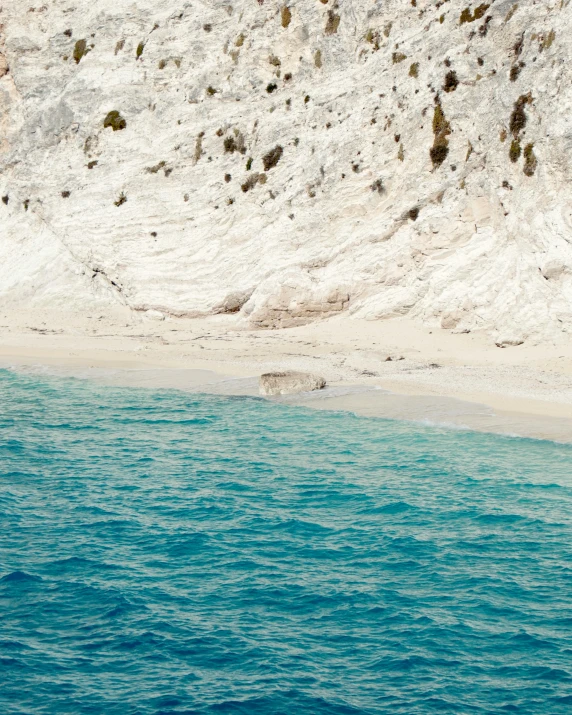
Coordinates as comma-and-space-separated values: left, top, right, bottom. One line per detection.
1, 369, 572, 714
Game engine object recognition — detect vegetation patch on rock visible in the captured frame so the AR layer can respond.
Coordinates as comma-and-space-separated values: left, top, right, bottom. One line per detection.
262, 145, 283, 171
103, 111, 126, 131
325, 10, 340, 35
430, 100, 451, 168
459, 4, 490, 24
523, 143, 537, 176
509, 93, 532, 136
509, 139, 521, 162
224, 130, 246, 155
443, 70, 459, 92
73, 39, 88, 64
281, 7, 292, 28
241, 173, 262, 192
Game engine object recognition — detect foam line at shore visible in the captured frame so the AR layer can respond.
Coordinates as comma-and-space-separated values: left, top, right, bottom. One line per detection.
4, 361, 572, 444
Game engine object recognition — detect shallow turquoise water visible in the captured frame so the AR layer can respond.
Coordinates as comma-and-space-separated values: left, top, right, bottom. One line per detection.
1, 369, 572, 714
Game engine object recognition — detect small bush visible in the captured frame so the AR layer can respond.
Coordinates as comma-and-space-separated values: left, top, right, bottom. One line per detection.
513, 33, 524, 57
432, 103, 449, 135
523, 143, 537, 175
73, 39, 88, 64
430, 143, 449, 167
459, 8, 472, 24
224, 131, 246, 155
136, 41, 145, 59
87, 160, 98, 169
194, 132, 204, 163
371, 178, 384, 194
505, 4, 518, 22
443, 70, 459, 92
509, 139, 521, 162
430, 101, 451, 168
509, 93, 531, 136
459, 4, 489, 24
103, 110, 126, 131
392, 52, 407, 64
409, 62, 419, 78
61, 191, 71, 198
479, 16, 492, 37
408, 207, 419, 221
509, 64, 520, 81
325, 10, 340, 35
281, 6, 292, 28
474, 4, 490, 20
241, 173, 261, 192
114, 192, 127, 207
510, 104, 526, 136
145, 161, 167, 174
540, 29, 555, 50
262, 145, 283, 171
314, 49, 322, 68
365, 29, 380, 51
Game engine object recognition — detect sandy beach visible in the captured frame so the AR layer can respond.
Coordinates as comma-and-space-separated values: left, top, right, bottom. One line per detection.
2, 309, 572, 443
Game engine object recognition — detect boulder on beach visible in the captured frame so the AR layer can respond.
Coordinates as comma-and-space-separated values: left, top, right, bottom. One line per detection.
259, 371, 326, 397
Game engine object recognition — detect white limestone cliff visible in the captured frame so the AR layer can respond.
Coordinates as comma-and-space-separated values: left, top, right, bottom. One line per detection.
0, 0, 571, 341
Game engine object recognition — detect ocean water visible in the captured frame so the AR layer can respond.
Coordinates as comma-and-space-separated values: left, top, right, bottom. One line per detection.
1, 369, 572, 715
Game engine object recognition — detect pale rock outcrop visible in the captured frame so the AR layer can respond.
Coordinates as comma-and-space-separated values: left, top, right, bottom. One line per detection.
0, 1, 571, 340
259, 371, 326, 396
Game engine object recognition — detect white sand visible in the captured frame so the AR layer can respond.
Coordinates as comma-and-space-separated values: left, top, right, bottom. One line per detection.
2, 310, 572, 442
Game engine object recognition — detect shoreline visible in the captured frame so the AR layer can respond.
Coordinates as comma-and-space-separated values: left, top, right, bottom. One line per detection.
2, 313, 572, 443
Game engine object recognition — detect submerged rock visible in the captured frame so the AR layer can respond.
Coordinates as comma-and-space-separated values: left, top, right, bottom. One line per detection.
259, 371, 326, 396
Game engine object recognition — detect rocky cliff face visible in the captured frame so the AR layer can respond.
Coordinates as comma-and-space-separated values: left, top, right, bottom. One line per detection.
0, 0, 571, 340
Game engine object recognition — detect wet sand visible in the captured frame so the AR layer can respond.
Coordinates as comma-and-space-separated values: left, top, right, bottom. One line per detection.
2, 311, 572, 442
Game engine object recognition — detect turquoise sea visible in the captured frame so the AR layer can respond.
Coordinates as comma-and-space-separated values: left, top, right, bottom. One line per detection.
1, 368, 572, 714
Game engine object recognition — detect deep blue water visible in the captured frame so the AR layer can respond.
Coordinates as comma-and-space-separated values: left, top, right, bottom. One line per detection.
1, 369, 572, 715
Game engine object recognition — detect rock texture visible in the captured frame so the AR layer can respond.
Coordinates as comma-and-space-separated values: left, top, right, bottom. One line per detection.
0, 1, 571, 340
259, 371, 326, 396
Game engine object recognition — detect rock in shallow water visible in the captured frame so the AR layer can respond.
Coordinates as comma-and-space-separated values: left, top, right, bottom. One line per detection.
259, 371, 326, 396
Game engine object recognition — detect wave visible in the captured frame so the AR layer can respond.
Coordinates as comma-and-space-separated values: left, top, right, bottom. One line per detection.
1, 570, 42, 584
2, 370, 572, 714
